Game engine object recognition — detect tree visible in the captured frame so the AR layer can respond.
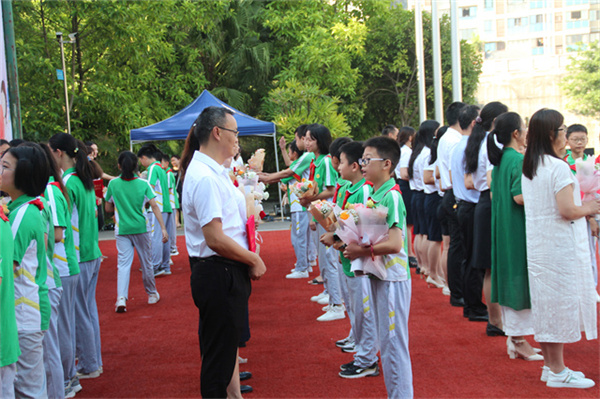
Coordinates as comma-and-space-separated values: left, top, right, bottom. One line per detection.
561, 41, 600, 118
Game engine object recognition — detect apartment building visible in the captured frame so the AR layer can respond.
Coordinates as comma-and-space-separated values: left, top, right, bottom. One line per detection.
406, 0, 599, 143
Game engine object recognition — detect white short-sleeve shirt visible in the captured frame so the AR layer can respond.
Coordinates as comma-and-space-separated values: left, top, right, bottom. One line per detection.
395, 145, 412, 179
437, 127, 462, 190
183, 151, 249, 258
409, 147, 430, 192
423, 155, 437, 195
472, 132, 492, 192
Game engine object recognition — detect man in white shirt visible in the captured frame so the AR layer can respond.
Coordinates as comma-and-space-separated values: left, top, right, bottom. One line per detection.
437, 102, 466, 307
450, 105, 488, 322
182, 106, 266, 398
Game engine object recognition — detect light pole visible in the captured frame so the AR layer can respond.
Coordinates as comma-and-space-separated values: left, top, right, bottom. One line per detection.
56, 31, 77, 134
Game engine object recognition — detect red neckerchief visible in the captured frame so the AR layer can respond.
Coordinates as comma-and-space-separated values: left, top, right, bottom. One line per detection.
341, 181, 374, 209
309, 159, 316, 181
28, 198, 44, 211
122, 177, 138, 181
333, 182, 342, 202
0, 208, 8, 222
166, 168, 173, 174
564, 154, 577, 173
369, 184, 401, 204
41, 181, 61, 198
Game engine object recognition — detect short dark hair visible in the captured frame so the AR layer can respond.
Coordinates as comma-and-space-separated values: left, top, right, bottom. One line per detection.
446, 101, 466, 126
381, 125, 398, 137
307, 124, 332, 155
339, 141, 364, 166
180, 106, 235, 179
363, 136, 401, 171
566, 123, 587, 138
295, 124, 308, 138
8, 142, 51, 197
329, 137, 352, 160
0, 139, 8, 146
9, 139, 24, 147
458, 105, 480, 131
287, 140, 303, 158
137, 143, 159, 160
397, 126, 415, 147
171, 154, 180, 160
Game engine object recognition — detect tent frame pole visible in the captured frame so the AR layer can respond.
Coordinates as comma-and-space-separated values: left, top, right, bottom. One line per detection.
272, 131, 284, 220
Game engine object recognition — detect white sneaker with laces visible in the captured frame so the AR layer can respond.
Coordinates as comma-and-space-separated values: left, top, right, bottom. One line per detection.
317, 305, 345, 322
148, 292, 160, 305
546, 368, 595, 388
115, 297, 126, 313
286, 270, 309, 279
310, 260, 317, 267
442, 286, 451, 296
171, 249, 179, 256
310, 292, 327, 302
541, 366, 584, 382
322, 304, 331, 312
317, 294, 330, 305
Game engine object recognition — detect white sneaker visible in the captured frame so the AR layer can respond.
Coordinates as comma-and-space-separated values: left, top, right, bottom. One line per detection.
308, 265, 313, 273
547, 368, 595, 388
322, 305, 331, 312
442, 286, 451, 296
317, 305, 345, 322
286, 270, 309, 279
310, 260, 317, 267
541, 366, 584, 382
169, 258, 174, 265
171, 249, 179, 256
317, 294, 330, 305
310, 292, 327, 302
148, 292, 160, 305
115, 297, 126, 313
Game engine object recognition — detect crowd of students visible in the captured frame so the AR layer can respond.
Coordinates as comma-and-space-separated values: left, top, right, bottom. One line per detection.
0, 136, 181, 398
264, 102, 599, 394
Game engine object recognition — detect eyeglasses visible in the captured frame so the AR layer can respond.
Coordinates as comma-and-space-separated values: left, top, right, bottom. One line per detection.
568, 137, 587, 143
0, 164, 14, 175
217, 126, 239, 137
358, 158, 386, 167
557, 126, 567, 132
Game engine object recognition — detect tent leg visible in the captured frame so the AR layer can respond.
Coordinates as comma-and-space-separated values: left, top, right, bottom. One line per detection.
273, 132, 284, 221
130, 139, 133, 152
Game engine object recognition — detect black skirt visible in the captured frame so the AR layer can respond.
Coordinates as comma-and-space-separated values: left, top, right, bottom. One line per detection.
411, 190, 426, 235
424, 193, 442, 242
471, 190, 491, 269
398, 179, 414, 226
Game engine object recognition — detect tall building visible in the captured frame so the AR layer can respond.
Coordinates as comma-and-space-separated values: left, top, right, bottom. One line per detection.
407, 0, 599, 144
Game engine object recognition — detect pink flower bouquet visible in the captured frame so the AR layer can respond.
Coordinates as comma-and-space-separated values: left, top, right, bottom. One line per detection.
575, 157, 600, 201
308, 200, 338, 230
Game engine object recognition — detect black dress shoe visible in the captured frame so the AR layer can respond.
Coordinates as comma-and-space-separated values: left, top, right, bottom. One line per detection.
450, 298, 464, 307
240, 385, 253, 394
409, 256, 418, 268
240, 371, 252, 381
468, 313, 489, 322
486, 322, 505, 336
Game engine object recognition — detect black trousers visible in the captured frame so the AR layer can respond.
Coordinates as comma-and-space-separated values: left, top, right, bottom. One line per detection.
441, 189, 464, 303
190, 256, 252, 398
456, 201, 487, 317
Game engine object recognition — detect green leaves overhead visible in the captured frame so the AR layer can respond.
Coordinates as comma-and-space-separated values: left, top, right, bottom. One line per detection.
561, 41, 600, 118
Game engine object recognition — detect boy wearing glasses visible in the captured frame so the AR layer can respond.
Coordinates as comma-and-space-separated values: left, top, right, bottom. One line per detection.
564, 124, 589, 174
343, 136, 413, 398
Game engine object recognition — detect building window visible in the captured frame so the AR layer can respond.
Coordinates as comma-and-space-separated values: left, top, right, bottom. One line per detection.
590, 10, 600, 20
508, 17, 529, 27
485, 0, 494, 9
571, 11, 582, 19
460, 28, 477, 40
461, 6, 477, 18
484, 20, 493, 32
566, 0, 589, 5
536, 38, 544, 47
530, 0, 547, 8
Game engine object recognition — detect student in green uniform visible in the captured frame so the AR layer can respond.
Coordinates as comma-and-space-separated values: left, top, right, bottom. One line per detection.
137, 144, 172, 276
488, 112, 543, 360
0, 204, 19, 399
1, 143, 51, 398
301, 124, 344, 321
162, 154, 180, 256
343, 136, 412, 398
49, 133, 103, 379
41, 143, 81, 396
105, 151, 168, 313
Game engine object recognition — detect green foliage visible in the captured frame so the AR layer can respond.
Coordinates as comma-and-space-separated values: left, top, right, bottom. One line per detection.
262, 79, 350, 140
561, 41, 600, 117
13, 0, 482, 175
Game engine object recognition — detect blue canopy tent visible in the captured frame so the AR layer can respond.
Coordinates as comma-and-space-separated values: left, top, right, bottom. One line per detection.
129, 89, 283, 217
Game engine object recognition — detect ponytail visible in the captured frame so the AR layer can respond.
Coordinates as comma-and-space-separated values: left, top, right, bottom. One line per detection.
179, 124, 199, 183
486, 112, 523, 166
41, 142, 70, 206
118, 151, 138, 179
49, 133, 94, 191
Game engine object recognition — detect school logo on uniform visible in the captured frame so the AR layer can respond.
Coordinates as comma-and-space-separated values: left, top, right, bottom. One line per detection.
316, 174, 320, 179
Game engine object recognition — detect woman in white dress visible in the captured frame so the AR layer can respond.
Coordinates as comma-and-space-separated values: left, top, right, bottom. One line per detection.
521, 108, 600, 389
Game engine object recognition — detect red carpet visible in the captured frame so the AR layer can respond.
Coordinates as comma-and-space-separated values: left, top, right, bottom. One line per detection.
77, 231, 599, 398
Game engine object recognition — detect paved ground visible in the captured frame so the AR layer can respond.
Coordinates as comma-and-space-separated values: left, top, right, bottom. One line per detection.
98, 217, 291, 241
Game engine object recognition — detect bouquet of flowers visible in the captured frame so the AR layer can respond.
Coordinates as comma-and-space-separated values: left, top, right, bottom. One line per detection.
290, 178, 317, 199
575, 158, 600, 201
334, 202, 390, 280
235, 165, 268, 221
247, 148, 265, 172
308, 200, 339, 230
